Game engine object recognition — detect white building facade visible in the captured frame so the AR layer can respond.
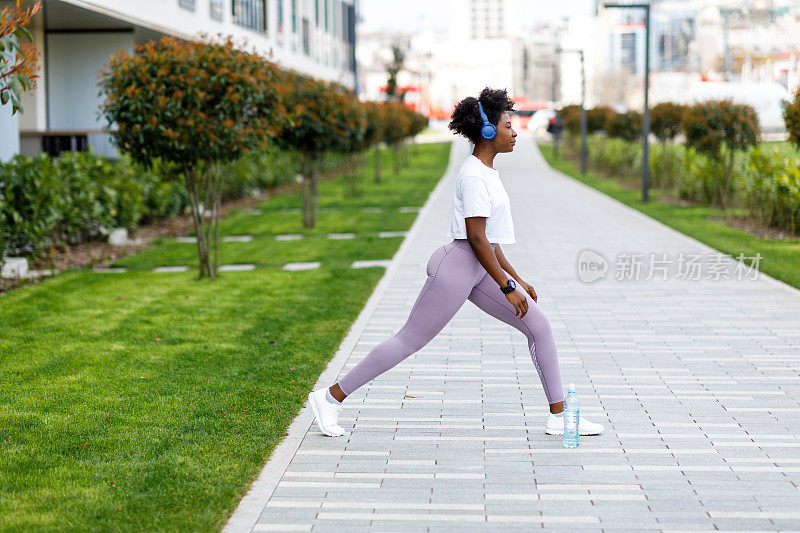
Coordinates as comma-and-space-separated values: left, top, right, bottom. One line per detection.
0, 0, 358, 162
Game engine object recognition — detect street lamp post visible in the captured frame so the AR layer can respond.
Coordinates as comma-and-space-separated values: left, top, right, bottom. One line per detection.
557, 48, 587, 174
605, 1, 651, 203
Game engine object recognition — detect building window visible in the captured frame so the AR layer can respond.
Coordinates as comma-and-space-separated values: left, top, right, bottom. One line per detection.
330, 0, 336, 38
277, 0, 284, 37
291, 0, 297, 32
302, 17, 310, 54
179, 0, 195, 10
233, 0, 267, 33
325, 0, 329, 32
210, 0, 224, 20
315, 0, 320, 26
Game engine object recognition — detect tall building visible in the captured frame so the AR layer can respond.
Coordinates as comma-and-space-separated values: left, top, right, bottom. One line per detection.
448, 0, 512, 41
0, 0, 358, 162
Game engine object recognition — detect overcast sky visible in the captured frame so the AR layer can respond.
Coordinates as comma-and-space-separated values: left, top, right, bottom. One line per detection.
358, 0, 596, 33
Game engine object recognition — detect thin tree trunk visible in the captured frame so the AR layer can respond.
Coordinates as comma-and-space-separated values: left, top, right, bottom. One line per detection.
301, 153, 319, 228
213, 161, 224, 273
185, 165, 209, 279
202, 163, 215, 279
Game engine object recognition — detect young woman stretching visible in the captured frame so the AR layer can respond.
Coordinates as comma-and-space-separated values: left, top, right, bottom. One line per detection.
309, 87, 604, 437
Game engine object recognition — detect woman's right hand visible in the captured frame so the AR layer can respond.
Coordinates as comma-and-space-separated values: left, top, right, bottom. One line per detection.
505, 289, 528, 319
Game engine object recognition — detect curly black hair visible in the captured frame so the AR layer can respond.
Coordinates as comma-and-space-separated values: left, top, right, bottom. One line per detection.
448, 87, 515, 144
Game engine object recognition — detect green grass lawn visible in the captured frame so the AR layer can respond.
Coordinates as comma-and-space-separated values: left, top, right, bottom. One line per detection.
539, 143, 800, 291
0, 142, 451, 532
761, 140, 800, 160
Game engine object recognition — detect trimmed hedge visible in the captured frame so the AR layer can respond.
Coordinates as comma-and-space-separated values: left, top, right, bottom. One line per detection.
0, 146, 300, 261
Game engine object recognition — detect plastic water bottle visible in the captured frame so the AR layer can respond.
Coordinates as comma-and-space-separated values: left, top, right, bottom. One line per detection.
562, 382, 580, 448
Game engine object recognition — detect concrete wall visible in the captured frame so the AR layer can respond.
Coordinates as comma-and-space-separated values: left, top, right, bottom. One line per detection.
0, 104, 20, 163
46, 31, 135, 130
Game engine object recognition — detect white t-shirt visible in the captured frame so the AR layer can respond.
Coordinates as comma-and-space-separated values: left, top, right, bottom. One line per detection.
446, 154, 516, 245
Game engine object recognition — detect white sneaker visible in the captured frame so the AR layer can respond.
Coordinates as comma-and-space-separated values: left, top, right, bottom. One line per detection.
308, 388, 346, 437
545, 413, 604, 435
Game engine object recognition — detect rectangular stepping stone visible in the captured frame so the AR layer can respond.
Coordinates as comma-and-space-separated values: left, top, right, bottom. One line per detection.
398, 206, 421, 212
327, 233, 356, 239
242, 208, 262, 215
25, 269, 53, 278
92, 267, 127, 273
351, 260, 392, 269
378, 231, 407, 238
222, 235, 253, 242
152, 266, 189, 273
1, 257, 28, 278
275, 234, 304, 241
218, 264, 255, 272
175, 236, 197, 243
281, 262, 321, 271
360, 207, 382, 213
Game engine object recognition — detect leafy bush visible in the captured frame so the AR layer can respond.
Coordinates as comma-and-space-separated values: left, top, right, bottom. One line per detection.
678, 146, 726, 204
682, 100, 760, 208
651, 102, 685, 142
782, 87, 800, 152
607, 111, 642, 142
0, 154, 61, 259
560, 104, 582, 136
586, 106, 615, 134
221, 146, 299, 202
587, 134, 640, 176
648, 142, 686, 191
742, 146, 800, 234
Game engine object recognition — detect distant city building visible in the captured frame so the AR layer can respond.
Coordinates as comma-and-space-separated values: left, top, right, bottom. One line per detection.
355, 0, 799, 134
0, 0, 358, 162
447, 0, 512, 41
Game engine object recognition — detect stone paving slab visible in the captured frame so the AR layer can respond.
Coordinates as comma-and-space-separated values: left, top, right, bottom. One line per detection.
225, 133, 800, 532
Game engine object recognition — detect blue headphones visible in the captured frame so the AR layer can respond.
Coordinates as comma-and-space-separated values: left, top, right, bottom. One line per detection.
477, 101, 497, 140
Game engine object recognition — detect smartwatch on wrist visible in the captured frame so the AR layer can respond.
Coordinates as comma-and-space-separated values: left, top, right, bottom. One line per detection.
500, 279, 516, 294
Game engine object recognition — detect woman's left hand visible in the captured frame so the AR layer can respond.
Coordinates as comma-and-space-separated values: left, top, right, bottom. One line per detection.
518, 280, 538, 302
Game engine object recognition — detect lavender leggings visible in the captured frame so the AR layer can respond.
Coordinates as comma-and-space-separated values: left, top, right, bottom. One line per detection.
337, 239, 566, 404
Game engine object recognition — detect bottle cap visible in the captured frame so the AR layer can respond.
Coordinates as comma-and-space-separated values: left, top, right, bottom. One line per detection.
568, 383, 576, 391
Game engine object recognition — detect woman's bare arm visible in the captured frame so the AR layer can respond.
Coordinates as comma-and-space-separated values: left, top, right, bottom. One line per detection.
493, 244, 522, 283
465, 217, 529, 316
465, 217, 511, 287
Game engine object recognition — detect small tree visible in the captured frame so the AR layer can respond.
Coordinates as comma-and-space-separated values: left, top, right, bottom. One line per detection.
100, 35, 283, 278
385, 43, 406, 102
559, 104, 582, 137
407, 108, 428, 156
651, 102, 686, 187
607, 110, 642, 142
380, 101, 406, 176
278, 73, 356, 227
781, 87, 800, 152
586, 106, 616, 134
681, 99, 760, 208
364, 101, 386, 183
0, 0, 42, 114
337, 92, 367, 198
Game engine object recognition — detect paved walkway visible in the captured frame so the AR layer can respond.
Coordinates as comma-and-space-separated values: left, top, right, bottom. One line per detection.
225, 132, 800, 532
